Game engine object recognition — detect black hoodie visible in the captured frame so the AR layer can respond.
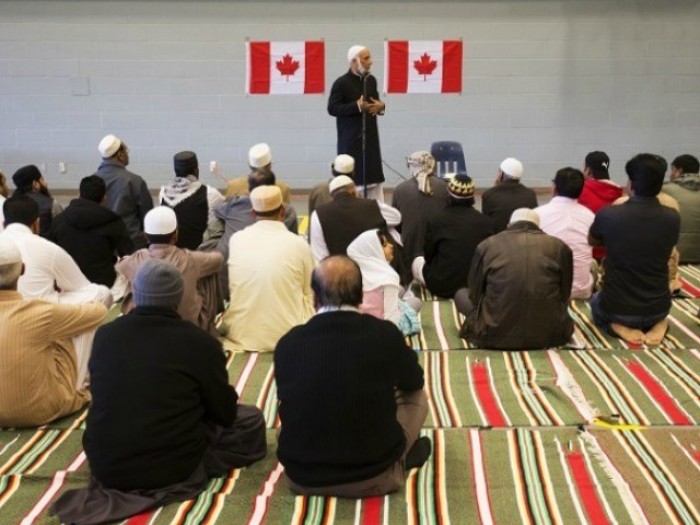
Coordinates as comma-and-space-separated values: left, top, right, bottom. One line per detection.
49, 198, 135, 286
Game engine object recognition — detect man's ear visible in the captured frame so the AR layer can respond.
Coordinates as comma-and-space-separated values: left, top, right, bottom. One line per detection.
31, 218, 40, 234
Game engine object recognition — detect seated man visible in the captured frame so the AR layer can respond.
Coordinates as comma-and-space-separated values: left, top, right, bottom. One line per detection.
0, 237, 107, 428
11, 164, 63, 238
213, 169, 298, 297
275, 256, 430, 497
662, 153, 700, 263
49, 175, 134, 287
2, 196, 113, 386
481, 157, 537, 233
159, 150, 225, 250
412, 173, 493, 299
535, 168, 595, 299
51, 259, 266, 525
459, 208, 574, 350
589, 153, 680, 345
308, 154, 355, 219
117, 206, 223, 334
225, 142, 292, 203
391, 151, 448, 261
220, 186, 314, 352
310, 175, 400, 264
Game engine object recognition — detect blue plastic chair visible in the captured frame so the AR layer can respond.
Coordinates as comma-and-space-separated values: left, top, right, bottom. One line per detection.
430, 141, 467, 177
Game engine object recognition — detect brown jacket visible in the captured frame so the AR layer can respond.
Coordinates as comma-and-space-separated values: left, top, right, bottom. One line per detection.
463, 221, 574, 349
117, 244, 223, 333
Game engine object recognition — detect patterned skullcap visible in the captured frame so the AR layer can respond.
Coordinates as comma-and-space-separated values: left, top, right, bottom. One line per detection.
447, 173, 475, 199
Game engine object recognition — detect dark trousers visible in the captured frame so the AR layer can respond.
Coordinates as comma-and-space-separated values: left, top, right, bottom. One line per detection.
51, 404, 266, 525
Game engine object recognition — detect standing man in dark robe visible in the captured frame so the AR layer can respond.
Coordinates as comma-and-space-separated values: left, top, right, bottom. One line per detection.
328, 45, 386, 202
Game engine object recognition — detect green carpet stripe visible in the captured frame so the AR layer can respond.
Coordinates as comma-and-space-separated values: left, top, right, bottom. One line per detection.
622, 431, 699, 524
653, 348, 700, 396
516, 429, 553, 525
512, 353, 557, 426
573, 352, 644, 425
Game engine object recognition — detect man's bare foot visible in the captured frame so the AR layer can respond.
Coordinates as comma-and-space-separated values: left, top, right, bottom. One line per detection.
644, 319, 668, 346
610, 323, 645, 345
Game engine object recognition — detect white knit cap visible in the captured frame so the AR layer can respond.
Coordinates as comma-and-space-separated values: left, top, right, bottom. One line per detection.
500, 157, 524, 179
144, 206, 177, 235
248, 143, 272, 168
509, 208, 540, 226
98, 134, 122, 158
347, 45, 366, 62
332, 154, 354, 174
0, 237, 22, 265
329, 175, 355, 193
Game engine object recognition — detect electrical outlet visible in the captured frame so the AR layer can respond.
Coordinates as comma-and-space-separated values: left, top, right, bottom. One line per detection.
209, 161, 217, 174
59, 162, 67, 174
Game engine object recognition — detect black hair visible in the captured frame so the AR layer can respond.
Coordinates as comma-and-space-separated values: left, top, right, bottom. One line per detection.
625, 153, 667, 197
3, 195, 39, 226
554, 167, 585, 199
79, 175, 106, 203
671, 154, 699, 175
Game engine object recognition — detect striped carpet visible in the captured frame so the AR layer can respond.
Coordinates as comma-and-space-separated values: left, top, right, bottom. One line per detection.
2, 273, 700, 523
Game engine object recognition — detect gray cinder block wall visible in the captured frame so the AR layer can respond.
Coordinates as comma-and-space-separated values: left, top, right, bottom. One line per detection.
1, 0, 699, 191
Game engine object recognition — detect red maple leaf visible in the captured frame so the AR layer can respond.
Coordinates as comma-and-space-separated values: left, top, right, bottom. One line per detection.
276, 54, 300, 81
413, 53, 438, 81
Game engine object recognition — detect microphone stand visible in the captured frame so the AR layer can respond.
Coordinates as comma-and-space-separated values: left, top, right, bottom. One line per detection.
361, 72, 368, 199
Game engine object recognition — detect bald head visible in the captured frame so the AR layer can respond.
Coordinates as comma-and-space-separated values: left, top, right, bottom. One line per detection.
312, 255, 363, 309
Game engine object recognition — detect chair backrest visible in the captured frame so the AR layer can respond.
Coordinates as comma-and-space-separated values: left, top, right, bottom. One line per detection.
430, 141, 466, 177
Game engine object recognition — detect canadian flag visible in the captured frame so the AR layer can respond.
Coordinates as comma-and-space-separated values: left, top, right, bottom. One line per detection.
384, 40, 463, 94
246, 41, 325, 95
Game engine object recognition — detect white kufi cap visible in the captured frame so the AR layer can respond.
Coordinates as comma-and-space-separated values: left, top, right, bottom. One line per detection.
332, 154, 354, 175
347, 45, 366, 62
500, 157, 524, 179
329, 175, 355, 193
144, 206, 177, 235
509, 208, 539, 227
248, 143, 272, 168
98, 134, 122, 158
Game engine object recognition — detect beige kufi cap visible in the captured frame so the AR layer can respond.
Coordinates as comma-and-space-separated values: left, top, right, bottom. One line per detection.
250, 185, 282, 213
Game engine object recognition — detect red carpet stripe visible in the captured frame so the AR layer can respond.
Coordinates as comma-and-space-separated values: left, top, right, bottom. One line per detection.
361, 496, 382, 525
680, 278, 700, 297
471, 362, 507, 427
625, 361, 693, 425
566, 452, 611, 525
126, 511, 154, 525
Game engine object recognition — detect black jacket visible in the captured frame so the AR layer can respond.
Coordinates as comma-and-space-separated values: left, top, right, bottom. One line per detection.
423, 204, 494, 298
481, 180, 538, 233
328, 70, 385, 186
275, 310, 424, 487
84, 307, 238, 490
463, 221, 574, 349
316, 192, 387, 256
49, 198, 134, 286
